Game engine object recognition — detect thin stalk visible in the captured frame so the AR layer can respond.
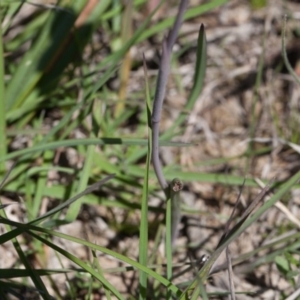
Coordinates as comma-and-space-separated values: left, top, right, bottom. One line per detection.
0, 12, 7, 173
166, 178, 183, 299
226, 247, 236, 300
247, 31, 266, 174
150, 2, 188, 296
170, 178, 183, 245
151, 0, 188, 191
138, 55, 152, 300
165, 192, 172, 300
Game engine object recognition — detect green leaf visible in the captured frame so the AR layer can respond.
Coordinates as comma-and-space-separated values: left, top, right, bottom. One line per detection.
275, 256, 290, 275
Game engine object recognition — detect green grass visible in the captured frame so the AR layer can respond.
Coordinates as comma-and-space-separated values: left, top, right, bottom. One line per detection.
1, 0, 299, 299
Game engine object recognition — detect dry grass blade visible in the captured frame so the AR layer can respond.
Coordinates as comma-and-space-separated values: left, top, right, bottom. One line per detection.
226, 247, 235, 300
217, 180, 273, 251
286, 287, 300, 300
255, 178, 300, 228
222, 180, 245, 240
239, 179, 274, 220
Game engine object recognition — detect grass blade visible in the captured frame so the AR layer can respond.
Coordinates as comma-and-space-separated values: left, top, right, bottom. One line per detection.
0, 174, 115, 245
138, 55, 152, 300
0, 209, 52, 300
170, 178, 183, 246
0, 218, 182, 297
29, 231, 125, 300
164, 24, 207, 138
0, 12, 6, 173
65, 144, 95, 222
0, 138, 192, 163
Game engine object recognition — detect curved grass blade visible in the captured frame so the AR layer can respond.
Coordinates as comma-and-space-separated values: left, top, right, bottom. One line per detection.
28, 231, 125, 300
0, 138, 192, 163
0, 207, 52, 300
0, 174, 115, 245
33, 174, 115, 225
0, 218, 182, 298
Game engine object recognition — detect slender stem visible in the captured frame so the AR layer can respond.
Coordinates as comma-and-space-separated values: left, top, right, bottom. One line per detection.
152, 41, 170, 190
151, 0, 188, 191
0, 12, 7, 173
226, 247, 236, 300
150, 4, 188, 297
165, 189, 173, 300
166, 178, 183, 299
170, 178, 183, 246
138, 55, 152, 299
